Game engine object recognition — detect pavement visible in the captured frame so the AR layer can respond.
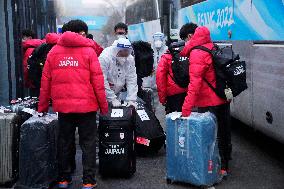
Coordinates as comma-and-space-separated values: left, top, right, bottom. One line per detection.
2, 108, 282, 189
68, 118, 284, 189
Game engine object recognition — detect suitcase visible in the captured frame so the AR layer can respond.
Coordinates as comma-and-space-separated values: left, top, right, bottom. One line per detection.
99, 106, 136, 178
135, 102, 165, 155
0, 113, 21, 187
138, 88, 155, 112
166, 112, 221, 187
16, 114, 58, 189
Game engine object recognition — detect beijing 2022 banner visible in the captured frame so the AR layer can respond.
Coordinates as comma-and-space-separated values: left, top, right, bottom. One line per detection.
179, 0, 284, 40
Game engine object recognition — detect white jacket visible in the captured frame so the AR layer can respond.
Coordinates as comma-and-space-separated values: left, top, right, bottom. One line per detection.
99, 46, 138, 102
142, 45, 168, 89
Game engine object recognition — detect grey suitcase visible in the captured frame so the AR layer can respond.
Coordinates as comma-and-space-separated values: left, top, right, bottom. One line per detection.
0, 113, 20, 187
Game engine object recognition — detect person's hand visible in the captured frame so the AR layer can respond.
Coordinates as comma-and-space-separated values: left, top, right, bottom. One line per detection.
182, 111, 191, 118
126, 101, 137, 109
100, 108, 109, 115
37, 112, 47, 117
111, 99, 122, 107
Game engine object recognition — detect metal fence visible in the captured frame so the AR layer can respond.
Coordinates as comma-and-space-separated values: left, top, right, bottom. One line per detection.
0, 0, 56, 105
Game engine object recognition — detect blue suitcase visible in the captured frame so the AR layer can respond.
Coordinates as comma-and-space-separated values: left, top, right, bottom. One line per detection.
166, 112, 221, 187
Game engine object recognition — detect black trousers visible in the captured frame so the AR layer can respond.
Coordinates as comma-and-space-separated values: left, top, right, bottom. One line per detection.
29, 88, 40, 98
165, 93, 187, 114
58, 112, 97, 184
198, 103, 232, 170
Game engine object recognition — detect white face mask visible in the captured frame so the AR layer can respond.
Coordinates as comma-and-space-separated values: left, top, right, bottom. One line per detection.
116, 35, 127, 39
154, 40, 163, 48
116, 57, 127, 65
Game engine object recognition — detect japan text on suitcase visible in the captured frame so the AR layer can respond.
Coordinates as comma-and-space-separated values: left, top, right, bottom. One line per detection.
99, 106, 136, 178
166, 112, 221, 187
135, 102, 165, 155
16, 114, 58, 189
0, 113, 20, 187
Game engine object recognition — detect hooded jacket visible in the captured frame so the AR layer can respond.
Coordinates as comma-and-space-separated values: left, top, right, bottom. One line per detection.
156, 52, 188, 104
45, 33, 103, 56
38, 31, 108, 114
180, 26, 227, 116
22, 39, 44, 88
98, 42, 138, 102
45, 33, 61, 45
142, 44, 168, 89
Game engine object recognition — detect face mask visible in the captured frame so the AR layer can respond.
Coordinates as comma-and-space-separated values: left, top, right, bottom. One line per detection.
154, 40, 163, 48
116, 57, 127, 65
116, 35, 126, 39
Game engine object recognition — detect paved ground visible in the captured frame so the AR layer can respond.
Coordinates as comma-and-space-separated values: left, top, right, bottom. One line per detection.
2, 110, 283, 189
68, 118, 284, 189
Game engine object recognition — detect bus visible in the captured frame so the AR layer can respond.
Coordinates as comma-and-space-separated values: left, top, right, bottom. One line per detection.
178, 0, 284, 143
126, 0, 184, 43
126, 0, 284, 143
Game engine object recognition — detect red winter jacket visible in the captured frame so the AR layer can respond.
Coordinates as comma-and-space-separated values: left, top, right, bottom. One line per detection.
38, 31, 108, 114
45, 33, 61, 45
93, 41, 104, 56
22, 39, 44, 88
180, 26, 227, 117
45, 33, 103, 56
156, 52, 188, 104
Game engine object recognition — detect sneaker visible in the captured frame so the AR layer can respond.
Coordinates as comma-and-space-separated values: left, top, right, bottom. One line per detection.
82, 183, 97, 189
58, 180, 72, 188
220, 169, 229, 178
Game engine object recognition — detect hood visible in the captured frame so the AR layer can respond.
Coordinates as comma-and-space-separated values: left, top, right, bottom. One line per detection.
22, 39, 44, 50
57, 31, 94, 47
45, 33, 61, 45
161, 51, 172, 60
180, 26, 212, 56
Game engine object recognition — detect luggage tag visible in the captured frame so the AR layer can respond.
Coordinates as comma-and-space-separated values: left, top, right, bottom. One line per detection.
136, 137, 150, 146
111, 109, 124, 118
136, 109, 150, 121
225, 88, 233, 100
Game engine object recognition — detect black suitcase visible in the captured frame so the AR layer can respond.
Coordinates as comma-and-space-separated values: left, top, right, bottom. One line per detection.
99, 106, 136, 178
138, 88, 155, 112
0, 113, 21, 187
135, 103, 165, 155
16, 114, 58, 189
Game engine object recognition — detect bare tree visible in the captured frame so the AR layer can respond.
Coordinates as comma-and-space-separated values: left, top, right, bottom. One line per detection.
101, 0, 127, 46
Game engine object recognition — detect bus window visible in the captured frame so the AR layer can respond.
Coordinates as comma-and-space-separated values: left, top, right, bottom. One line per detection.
170, 0, 179, 29
126, 0, 159, 25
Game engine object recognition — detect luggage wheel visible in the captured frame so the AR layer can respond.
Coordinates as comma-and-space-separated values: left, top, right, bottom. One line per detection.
166, 178, 173, 184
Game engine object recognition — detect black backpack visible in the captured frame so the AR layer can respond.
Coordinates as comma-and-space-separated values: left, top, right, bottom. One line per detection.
168, 41, 190, 88
27, 43, 54, 89
132, 41, 154, 78
191, 44, 248, 100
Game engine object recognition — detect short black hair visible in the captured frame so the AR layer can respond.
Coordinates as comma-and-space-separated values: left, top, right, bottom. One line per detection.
22, 29, 35, 38
62, 19, 88, 34
86, 34, 93, 40
114, 22, 128, 33
61, 23, 68, 33
179, 23, 198, 40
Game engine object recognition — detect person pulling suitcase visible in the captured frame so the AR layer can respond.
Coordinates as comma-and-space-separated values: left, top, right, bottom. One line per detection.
38, 20, 108, 189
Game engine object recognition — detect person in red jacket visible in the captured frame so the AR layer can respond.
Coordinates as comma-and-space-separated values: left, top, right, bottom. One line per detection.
86, 33, 104, 56
38, 20, 108, 189
156, 52, 187, 114
22, 29, 44, 94
179, 23, 232, 177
